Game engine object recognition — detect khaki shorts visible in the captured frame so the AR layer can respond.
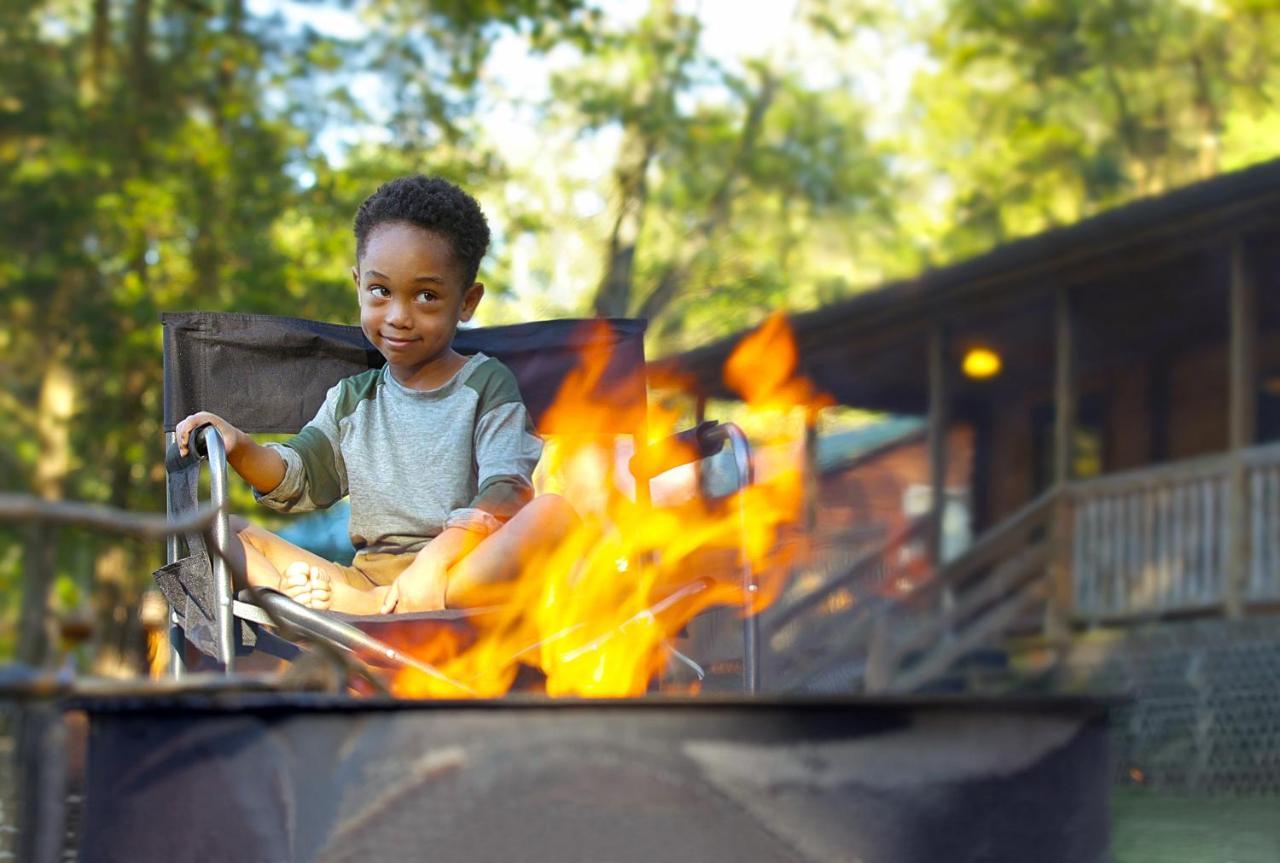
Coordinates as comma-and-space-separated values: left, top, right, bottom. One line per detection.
332, 552, 418, 589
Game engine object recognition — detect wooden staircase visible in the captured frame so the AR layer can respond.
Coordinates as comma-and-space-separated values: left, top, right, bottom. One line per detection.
762, 490, 1059, 694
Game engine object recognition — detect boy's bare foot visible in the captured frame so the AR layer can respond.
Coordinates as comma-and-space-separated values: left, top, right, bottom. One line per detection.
280, 561, 332, 610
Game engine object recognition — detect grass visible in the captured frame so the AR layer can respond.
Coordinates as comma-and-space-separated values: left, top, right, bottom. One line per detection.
1112, 789, 1280, 863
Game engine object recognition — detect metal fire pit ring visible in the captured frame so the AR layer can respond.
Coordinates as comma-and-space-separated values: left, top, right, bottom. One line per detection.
68, 692, 1111, 863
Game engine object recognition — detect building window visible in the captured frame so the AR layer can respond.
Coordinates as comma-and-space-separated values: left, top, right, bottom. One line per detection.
1031, 393, 1106, 491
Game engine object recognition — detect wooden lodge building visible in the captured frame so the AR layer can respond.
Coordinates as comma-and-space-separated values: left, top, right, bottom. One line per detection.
661, 156, 1280, 701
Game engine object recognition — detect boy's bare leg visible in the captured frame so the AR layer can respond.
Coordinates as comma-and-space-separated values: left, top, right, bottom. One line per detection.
233, 518, 387, 613
444, 494, 580, 607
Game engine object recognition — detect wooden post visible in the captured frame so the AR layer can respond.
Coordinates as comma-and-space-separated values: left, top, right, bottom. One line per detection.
1226, 236, 1256, 618
927, 322, 949, 569
1054, 288, 1077, 490
926, 323, 955, 637
18, 523, 56, 668
1047, 286, 1076, 640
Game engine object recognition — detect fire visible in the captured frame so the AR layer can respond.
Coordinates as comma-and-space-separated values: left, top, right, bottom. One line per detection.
391, 312, 826, 698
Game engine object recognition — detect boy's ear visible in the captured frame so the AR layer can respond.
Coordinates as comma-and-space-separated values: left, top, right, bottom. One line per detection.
351, 266, 360, 292
459, 282, 484, 323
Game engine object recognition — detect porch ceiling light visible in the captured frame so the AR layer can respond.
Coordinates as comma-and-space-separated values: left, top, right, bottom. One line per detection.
961, 346, 1002, 379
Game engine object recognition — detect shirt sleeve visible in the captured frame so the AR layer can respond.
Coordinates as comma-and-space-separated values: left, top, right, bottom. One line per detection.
254, 384, 348, 513
445, 363, 542, 536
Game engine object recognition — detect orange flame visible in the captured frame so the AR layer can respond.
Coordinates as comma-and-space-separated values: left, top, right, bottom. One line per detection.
724, 311, 833, 413
391, 313, 825, 698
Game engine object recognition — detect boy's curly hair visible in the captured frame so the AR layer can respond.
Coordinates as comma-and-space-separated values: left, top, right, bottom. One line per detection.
354, 175, 491, 284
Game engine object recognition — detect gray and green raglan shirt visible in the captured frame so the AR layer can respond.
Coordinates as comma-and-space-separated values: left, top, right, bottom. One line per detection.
255, 353, 542, 555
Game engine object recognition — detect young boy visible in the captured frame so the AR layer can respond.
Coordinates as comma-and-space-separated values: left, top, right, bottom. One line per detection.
175, 176, 575, 614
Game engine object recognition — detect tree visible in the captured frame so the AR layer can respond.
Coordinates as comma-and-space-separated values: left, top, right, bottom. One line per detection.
542, 0, 896, 349
904, 0, 1280, 260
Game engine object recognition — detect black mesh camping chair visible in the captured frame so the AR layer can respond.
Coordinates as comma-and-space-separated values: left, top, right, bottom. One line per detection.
154, 311, 759, 692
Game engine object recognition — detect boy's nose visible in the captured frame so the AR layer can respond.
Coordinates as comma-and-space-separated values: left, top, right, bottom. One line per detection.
386, 301, 412, 327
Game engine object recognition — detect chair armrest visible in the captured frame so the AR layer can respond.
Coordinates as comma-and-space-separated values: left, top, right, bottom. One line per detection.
164, 422, 215, 473
629, 420, 728, 481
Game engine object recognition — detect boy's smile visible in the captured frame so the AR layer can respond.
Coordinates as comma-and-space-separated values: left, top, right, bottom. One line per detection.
354, 221, 484, 390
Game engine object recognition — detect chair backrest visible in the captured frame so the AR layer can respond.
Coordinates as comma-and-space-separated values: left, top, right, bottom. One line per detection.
162, 312, 648, 436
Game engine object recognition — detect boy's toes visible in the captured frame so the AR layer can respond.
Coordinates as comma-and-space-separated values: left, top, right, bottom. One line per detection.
302, 566, 333, 610
280, 562, 312, 600
277, 562, 333, 609
305, 585, 332, 610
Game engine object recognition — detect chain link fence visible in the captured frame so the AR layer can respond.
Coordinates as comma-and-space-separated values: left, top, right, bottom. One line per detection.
1064, 617, 1280, 795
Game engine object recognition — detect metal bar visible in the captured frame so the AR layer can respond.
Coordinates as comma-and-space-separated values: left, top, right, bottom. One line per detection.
803, 412, 819, 532
724, 423, 758, 694
632, 427, 652, 509
250, 589, 473, 694
199, 426, 236, 671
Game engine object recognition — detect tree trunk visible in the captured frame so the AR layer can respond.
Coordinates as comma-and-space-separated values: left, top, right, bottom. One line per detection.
590, 0, 688, 317
593, 130, 656, 317
128, 0, 152, 97
91, 544, 146, 676
19, 344, 77, 667
634, 70, 780, 322
90, 0, 111, 101
18, 524, 56, 667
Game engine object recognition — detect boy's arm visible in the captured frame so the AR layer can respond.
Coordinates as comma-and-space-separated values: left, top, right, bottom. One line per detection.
175, 411, 285, 494
255, 379, 353, 514
447, 364, 542, 534
379, 526, 481, 613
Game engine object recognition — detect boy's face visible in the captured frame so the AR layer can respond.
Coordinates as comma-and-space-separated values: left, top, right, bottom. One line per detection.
353, 221, 483, 378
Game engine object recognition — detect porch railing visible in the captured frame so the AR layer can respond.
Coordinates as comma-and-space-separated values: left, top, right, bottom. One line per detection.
1070, 441, 1280, 620
763, 442, 1280, 694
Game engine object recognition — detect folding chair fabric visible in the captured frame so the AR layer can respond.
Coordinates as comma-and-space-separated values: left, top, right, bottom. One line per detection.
153, 446, 255, 657
162, 311, 648, 435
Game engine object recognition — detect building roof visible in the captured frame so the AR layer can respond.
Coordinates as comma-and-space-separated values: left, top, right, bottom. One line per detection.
656, 157, 1280, 412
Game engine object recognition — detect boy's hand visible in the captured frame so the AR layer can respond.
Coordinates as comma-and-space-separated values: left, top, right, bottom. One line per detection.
380, 550, 449, 614
174, 411, 285, 494
175, 411, 244, 457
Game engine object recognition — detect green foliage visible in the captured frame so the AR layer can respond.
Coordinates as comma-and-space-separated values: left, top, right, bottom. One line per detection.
902, 0, 1280, 260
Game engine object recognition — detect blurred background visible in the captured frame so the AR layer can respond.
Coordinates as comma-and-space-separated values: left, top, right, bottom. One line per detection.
5, 2, 1280, 855
9, 0, 1280, 664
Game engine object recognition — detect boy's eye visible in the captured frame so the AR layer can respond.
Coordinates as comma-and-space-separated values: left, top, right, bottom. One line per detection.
415, 290, 438, 303
369, 286, 390, 298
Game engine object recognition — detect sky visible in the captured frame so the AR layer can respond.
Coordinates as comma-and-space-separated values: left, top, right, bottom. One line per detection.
245, 0, 930, 165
